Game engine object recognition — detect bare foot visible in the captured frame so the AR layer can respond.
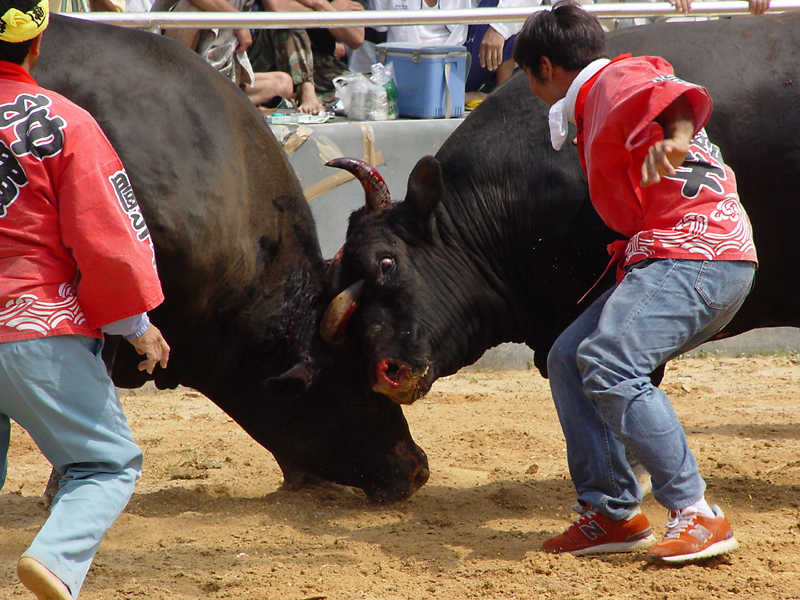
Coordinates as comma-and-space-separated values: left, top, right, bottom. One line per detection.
296, 81, 324, 115
17, 557, 72, 600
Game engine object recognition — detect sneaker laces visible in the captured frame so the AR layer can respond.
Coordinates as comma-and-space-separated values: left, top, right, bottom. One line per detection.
572, 503, 590, 516
563, 504, 598, 530
572, 503, 641, 521
663, 509, 699, 539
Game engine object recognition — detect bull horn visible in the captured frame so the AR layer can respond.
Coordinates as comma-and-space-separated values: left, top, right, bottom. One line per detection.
320, 279, 365, 345
326, 157, 391, 212
326, 246, 344, 293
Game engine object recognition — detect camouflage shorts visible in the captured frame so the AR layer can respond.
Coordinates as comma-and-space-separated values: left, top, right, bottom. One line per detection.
313, 52, 353, 104
248, 29, 355, 104
248, 29, 314, 88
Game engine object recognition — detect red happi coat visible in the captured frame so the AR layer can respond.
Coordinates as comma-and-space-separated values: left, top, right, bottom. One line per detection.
574, 55, 757, 278
0, 61, 164, 343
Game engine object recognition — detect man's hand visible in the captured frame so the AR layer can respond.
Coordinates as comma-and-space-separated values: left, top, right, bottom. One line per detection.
129, 323, 170, 374
641, 94, 695, 187
479, 26, 504, 71
640, 138, 690, 187
234, 28, 252, 52
668, 0, 692, 14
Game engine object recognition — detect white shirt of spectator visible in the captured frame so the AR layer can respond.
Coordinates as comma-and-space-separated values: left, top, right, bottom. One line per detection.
372, 0, 470, 47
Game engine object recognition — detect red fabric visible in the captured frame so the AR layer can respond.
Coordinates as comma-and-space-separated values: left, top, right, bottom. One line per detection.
575, 55, 757, 281
0, 71, 164, 343
0, 60, 37, 85
575, 54, 630, 178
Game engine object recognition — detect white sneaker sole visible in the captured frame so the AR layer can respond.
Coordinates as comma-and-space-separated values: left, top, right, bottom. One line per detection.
646, 536, 740, 564
570, 533, 657, 556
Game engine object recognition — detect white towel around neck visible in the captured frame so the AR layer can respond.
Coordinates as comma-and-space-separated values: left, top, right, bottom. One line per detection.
548, 58, 611, 151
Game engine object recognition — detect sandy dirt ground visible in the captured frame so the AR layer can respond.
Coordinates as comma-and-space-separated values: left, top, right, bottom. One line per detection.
2, 354, 800, 600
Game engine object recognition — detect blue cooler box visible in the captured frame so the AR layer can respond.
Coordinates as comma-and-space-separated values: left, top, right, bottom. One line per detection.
377, 43, 467, 119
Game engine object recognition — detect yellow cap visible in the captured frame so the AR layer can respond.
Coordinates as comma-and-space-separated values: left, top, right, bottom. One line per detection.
0, 0, 49, 43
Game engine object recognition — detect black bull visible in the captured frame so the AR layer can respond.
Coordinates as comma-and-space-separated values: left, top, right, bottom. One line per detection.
325, 12, 800, 404
32, 14, 429, 501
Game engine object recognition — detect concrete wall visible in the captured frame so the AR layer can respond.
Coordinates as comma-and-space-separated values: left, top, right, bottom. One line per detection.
278, 117, 464, 259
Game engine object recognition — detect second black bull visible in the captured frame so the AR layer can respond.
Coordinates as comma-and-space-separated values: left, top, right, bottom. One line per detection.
323, 12, 800, 404
33, 14, 429, 501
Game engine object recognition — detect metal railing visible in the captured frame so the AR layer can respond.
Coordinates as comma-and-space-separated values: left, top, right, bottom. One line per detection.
64, 0, 800, 29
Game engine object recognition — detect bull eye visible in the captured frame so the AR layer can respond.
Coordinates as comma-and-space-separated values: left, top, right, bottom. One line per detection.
379, 256, 395, 274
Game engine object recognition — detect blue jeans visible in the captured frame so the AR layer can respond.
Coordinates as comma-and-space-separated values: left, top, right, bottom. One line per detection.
547, 259, 754, 520
0, 335, 143, 599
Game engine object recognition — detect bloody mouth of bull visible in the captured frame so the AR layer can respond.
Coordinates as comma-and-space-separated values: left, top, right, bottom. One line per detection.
375, 358, 411, 390
372, 359, 431, 404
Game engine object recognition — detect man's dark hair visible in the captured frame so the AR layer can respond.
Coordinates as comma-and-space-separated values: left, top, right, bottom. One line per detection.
0, 0, 41, 65
513, 1, 608, 79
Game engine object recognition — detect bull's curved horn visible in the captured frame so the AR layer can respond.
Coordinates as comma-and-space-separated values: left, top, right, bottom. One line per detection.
320, 279, 365, 345
326, 246, 344, 293
326, 157, 391, 212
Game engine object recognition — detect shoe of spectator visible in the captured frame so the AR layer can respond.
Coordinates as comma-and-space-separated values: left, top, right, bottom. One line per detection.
543, 506, 656, 555
646, 505, 739, 564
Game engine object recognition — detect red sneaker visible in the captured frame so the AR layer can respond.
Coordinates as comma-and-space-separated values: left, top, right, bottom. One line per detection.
646, 505, 739, 564
542, 506, 656, 556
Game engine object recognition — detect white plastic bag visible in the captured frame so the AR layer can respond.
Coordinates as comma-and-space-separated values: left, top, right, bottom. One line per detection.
333, 66, 398, 121
333, 73, 375, 121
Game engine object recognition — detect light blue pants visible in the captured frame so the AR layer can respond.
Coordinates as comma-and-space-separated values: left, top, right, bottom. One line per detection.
0, 335, 142, 599
547, 259, 754, 520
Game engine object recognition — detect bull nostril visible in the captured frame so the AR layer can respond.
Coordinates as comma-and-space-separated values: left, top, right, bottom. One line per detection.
384, 362, 402, 382
377, 359, 410, 390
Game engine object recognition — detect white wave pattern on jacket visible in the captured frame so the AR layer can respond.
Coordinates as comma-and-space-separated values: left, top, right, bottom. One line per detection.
626, 195, 755, 263
0, 283, 86, 334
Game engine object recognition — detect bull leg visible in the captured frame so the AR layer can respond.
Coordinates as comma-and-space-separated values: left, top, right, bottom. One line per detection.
626, 451, 652, 497
650, 363, 666, 387
273, 455, 325, 491
101, 335, 120, 377
624, 362, 664, 499
38, 468, 62, 511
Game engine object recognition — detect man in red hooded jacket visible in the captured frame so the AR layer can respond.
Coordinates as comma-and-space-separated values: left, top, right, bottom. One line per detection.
513, 2, 756, 565
0, 0, 170, 597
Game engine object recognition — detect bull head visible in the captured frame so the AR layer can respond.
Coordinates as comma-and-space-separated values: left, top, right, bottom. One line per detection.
320, 158, 393, 345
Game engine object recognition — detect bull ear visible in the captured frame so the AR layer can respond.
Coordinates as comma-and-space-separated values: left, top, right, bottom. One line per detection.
403, 155, 442, 217
264, 361, 313, 401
